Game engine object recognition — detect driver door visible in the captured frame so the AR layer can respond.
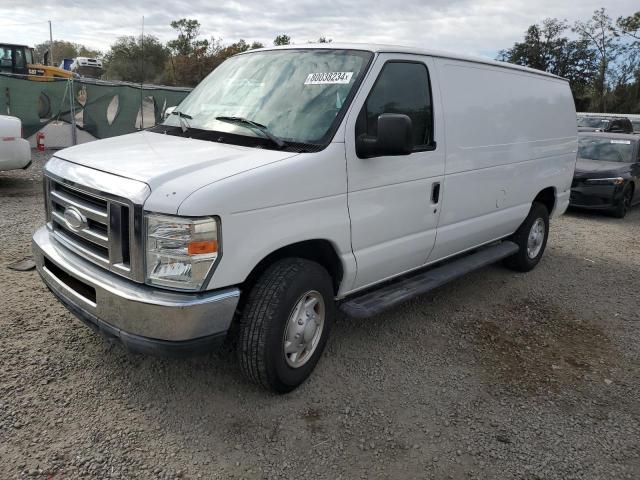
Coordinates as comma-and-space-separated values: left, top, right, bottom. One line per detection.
344, 54, 445, 291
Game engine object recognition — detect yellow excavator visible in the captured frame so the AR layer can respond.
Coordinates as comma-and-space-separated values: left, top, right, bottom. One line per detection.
0, 43, 72, 81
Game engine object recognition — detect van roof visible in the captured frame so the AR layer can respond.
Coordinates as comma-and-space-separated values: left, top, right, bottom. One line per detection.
249, 43, 566, 81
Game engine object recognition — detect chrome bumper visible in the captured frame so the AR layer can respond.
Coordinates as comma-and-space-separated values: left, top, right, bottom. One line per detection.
32, 226, 240, 354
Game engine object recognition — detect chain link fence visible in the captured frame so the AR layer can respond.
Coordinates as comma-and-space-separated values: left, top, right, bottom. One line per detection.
1, 73, 191, 147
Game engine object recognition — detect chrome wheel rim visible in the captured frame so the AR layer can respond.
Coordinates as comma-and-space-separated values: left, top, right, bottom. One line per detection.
283, 291, 325, 368
527, 218, 545, 259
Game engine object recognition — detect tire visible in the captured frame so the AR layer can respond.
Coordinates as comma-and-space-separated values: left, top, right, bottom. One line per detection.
503, 202, 550, 272
612, 184, 633, 219
237, 258, 335, 393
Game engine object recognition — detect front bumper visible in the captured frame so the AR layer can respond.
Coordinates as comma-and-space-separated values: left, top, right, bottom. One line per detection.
569, 183, 620, 210
32, 226, 240, 356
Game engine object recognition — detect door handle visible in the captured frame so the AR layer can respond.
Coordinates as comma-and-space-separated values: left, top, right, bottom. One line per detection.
431, 182, 441, 204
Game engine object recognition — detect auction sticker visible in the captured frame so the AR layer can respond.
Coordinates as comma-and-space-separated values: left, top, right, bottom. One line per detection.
305, 72, 353, 85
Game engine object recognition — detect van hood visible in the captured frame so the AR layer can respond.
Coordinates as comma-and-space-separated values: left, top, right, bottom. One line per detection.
55, 131, 298, 212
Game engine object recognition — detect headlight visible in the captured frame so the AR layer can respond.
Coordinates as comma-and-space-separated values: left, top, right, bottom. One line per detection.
145, 213, 220, 291
585, 177, 625, 186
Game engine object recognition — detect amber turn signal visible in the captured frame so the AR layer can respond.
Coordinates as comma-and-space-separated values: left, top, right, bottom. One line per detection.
188, 240, 218, 255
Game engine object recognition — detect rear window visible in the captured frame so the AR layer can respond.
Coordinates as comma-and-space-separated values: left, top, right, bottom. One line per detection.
578, 117, 608, 128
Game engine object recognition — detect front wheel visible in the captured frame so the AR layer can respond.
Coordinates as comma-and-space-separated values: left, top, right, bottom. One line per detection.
236, 258, 335, 393
612, 184, 633, 218
503, 202, 550, 272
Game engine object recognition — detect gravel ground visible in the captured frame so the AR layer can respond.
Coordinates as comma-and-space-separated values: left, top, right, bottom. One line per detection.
0, 151, 639, 479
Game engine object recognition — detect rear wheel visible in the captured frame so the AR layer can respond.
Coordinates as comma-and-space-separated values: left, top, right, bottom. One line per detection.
236, 258, 335, 393
612, 184, 633, 218
504, 202, 550, 272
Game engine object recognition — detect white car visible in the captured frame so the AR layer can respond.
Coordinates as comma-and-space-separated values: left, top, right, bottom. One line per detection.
0, 115, 30, 171
70, 57, 103, 78
32, 44, 577, 392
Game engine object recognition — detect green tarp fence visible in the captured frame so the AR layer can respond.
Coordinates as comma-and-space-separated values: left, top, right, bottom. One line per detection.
0, 74, 191, 139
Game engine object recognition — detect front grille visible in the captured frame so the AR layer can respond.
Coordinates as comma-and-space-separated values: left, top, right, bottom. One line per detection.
570, 191, 608, 206
46, 178, 140, 281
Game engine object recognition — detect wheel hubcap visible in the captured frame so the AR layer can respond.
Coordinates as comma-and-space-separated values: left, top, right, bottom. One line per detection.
283, 291, 325, 368
527, 218, 545, 259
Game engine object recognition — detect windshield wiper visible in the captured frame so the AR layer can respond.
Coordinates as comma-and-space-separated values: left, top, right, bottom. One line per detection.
170, 110, 192, 133
215, 116, 285, 148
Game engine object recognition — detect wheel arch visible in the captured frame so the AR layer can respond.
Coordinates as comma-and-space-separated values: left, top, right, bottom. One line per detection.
240, 239, 345, 298
533, 186, 556, 215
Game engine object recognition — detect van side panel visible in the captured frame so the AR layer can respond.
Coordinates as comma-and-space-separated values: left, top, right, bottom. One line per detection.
429, 59, 576, 261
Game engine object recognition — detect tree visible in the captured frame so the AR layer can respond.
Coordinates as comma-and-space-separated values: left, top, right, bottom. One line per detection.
317, 36, 332, 43
273, 34, 291, 46
33, 40, 101, 65
497, 18, 597, 108
103, 35, 168, 83
167, 19, 209, 56
573, 8, 622, 111
617, 12, 640, 42
166, 19, 212, 86
164, 17, 269, 86
214, 39, 251, 59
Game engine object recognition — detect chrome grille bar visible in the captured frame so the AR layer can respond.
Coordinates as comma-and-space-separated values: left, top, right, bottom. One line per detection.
50, 189, 108, 223
51, 210, 110, 247
53, 229, 110, 265
44, 157, 151, 283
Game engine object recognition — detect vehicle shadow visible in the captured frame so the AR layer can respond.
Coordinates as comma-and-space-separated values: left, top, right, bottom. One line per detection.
565, 205, 640, 221
89, 241, 639, 443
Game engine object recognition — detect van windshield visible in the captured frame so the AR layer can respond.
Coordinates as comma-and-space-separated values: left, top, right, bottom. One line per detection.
162, 49, 372, 148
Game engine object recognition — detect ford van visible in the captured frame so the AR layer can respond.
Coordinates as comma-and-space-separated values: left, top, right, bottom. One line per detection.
32, 44, 577, 392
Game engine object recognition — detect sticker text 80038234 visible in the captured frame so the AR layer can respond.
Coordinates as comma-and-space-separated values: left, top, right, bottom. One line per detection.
304, 72, 353, 85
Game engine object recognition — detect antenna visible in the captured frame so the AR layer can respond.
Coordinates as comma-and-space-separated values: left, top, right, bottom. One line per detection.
140, 15, 145, 128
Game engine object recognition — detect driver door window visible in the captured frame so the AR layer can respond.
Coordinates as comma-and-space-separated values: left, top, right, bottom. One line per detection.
356, 61, 434, 149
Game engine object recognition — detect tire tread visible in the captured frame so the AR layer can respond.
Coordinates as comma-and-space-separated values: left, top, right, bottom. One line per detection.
237, 259, 322, 391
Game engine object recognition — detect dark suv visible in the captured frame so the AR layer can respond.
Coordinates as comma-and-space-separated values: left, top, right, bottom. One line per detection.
577, 116, 633, 134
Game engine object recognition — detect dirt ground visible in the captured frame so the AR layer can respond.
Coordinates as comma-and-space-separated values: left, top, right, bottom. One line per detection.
0, 151, 639, 479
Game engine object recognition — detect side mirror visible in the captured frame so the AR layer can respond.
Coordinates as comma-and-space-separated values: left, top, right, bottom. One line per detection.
356, 113, 413, 158
163, 105, 177, 120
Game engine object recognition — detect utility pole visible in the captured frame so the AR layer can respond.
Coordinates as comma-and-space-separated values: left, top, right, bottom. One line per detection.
48, 20, 53, 66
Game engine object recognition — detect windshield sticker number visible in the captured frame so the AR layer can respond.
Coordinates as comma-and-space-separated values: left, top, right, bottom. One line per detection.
304, 72, 353, 85
611, 140, 631, 145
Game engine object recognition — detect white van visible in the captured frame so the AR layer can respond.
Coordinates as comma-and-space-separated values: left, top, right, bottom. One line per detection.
32, 44, 577, 392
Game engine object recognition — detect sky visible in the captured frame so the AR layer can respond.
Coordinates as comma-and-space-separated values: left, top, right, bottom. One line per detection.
0, 0, 638, 60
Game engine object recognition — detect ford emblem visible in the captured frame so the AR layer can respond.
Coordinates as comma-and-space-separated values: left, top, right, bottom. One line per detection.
63, 206, 87, 232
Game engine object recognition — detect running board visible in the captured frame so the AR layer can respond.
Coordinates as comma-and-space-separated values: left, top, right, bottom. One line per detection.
340, 241, 519, 319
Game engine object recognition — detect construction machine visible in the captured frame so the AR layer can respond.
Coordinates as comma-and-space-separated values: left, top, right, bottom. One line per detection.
0, 43, 72, 81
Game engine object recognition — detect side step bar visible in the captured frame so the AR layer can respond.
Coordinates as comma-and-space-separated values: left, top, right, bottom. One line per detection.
340, 241, 519, 319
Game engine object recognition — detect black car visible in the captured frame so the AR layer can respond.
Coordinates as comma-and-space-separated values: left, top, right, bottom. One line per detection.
577, 116, 633, 134
570, 133, 640, 218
